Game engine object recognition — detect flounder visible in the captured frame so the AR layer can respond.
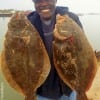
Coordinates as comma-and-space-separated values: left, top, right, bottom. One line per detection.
1, 12, 50, 100
53, 14, 97, 100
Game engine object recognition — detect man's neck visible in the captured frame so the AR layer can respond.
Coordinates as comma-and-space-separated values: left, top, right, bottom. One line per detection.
42, 20, 52, 25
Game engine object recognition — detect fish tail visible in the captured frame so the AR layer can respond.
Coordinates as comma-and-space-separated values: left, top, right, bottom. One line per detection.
76, 91, 88, 100
25, 93, 37, 100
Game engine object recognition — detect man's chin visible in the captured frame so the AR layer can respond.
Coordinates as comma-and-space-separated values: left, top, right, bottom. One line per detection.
39, 12, 52, 20
41, 15, 52, 21
42, 16, 52, 21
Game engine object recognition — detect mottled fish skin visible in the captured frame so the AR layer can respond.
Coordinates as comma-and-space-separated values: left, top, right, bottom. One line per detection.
1, 12, 50, 100
53, 14, 97, 100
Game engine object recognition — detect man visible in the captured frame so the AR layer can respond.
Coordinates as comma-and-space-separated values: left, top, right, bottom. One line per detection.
27, 0, 83, 100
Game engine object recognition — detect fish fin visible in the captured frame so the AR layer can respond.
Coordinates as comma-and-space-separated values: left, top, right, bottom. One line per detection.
77, 91, 88, 100
25, 93, 37, 100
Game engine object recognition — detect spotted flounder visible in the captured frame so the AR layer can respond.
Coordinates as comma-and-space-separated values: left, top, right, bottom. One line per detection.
1, 12, 50, 100
53, 14, 97, 100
